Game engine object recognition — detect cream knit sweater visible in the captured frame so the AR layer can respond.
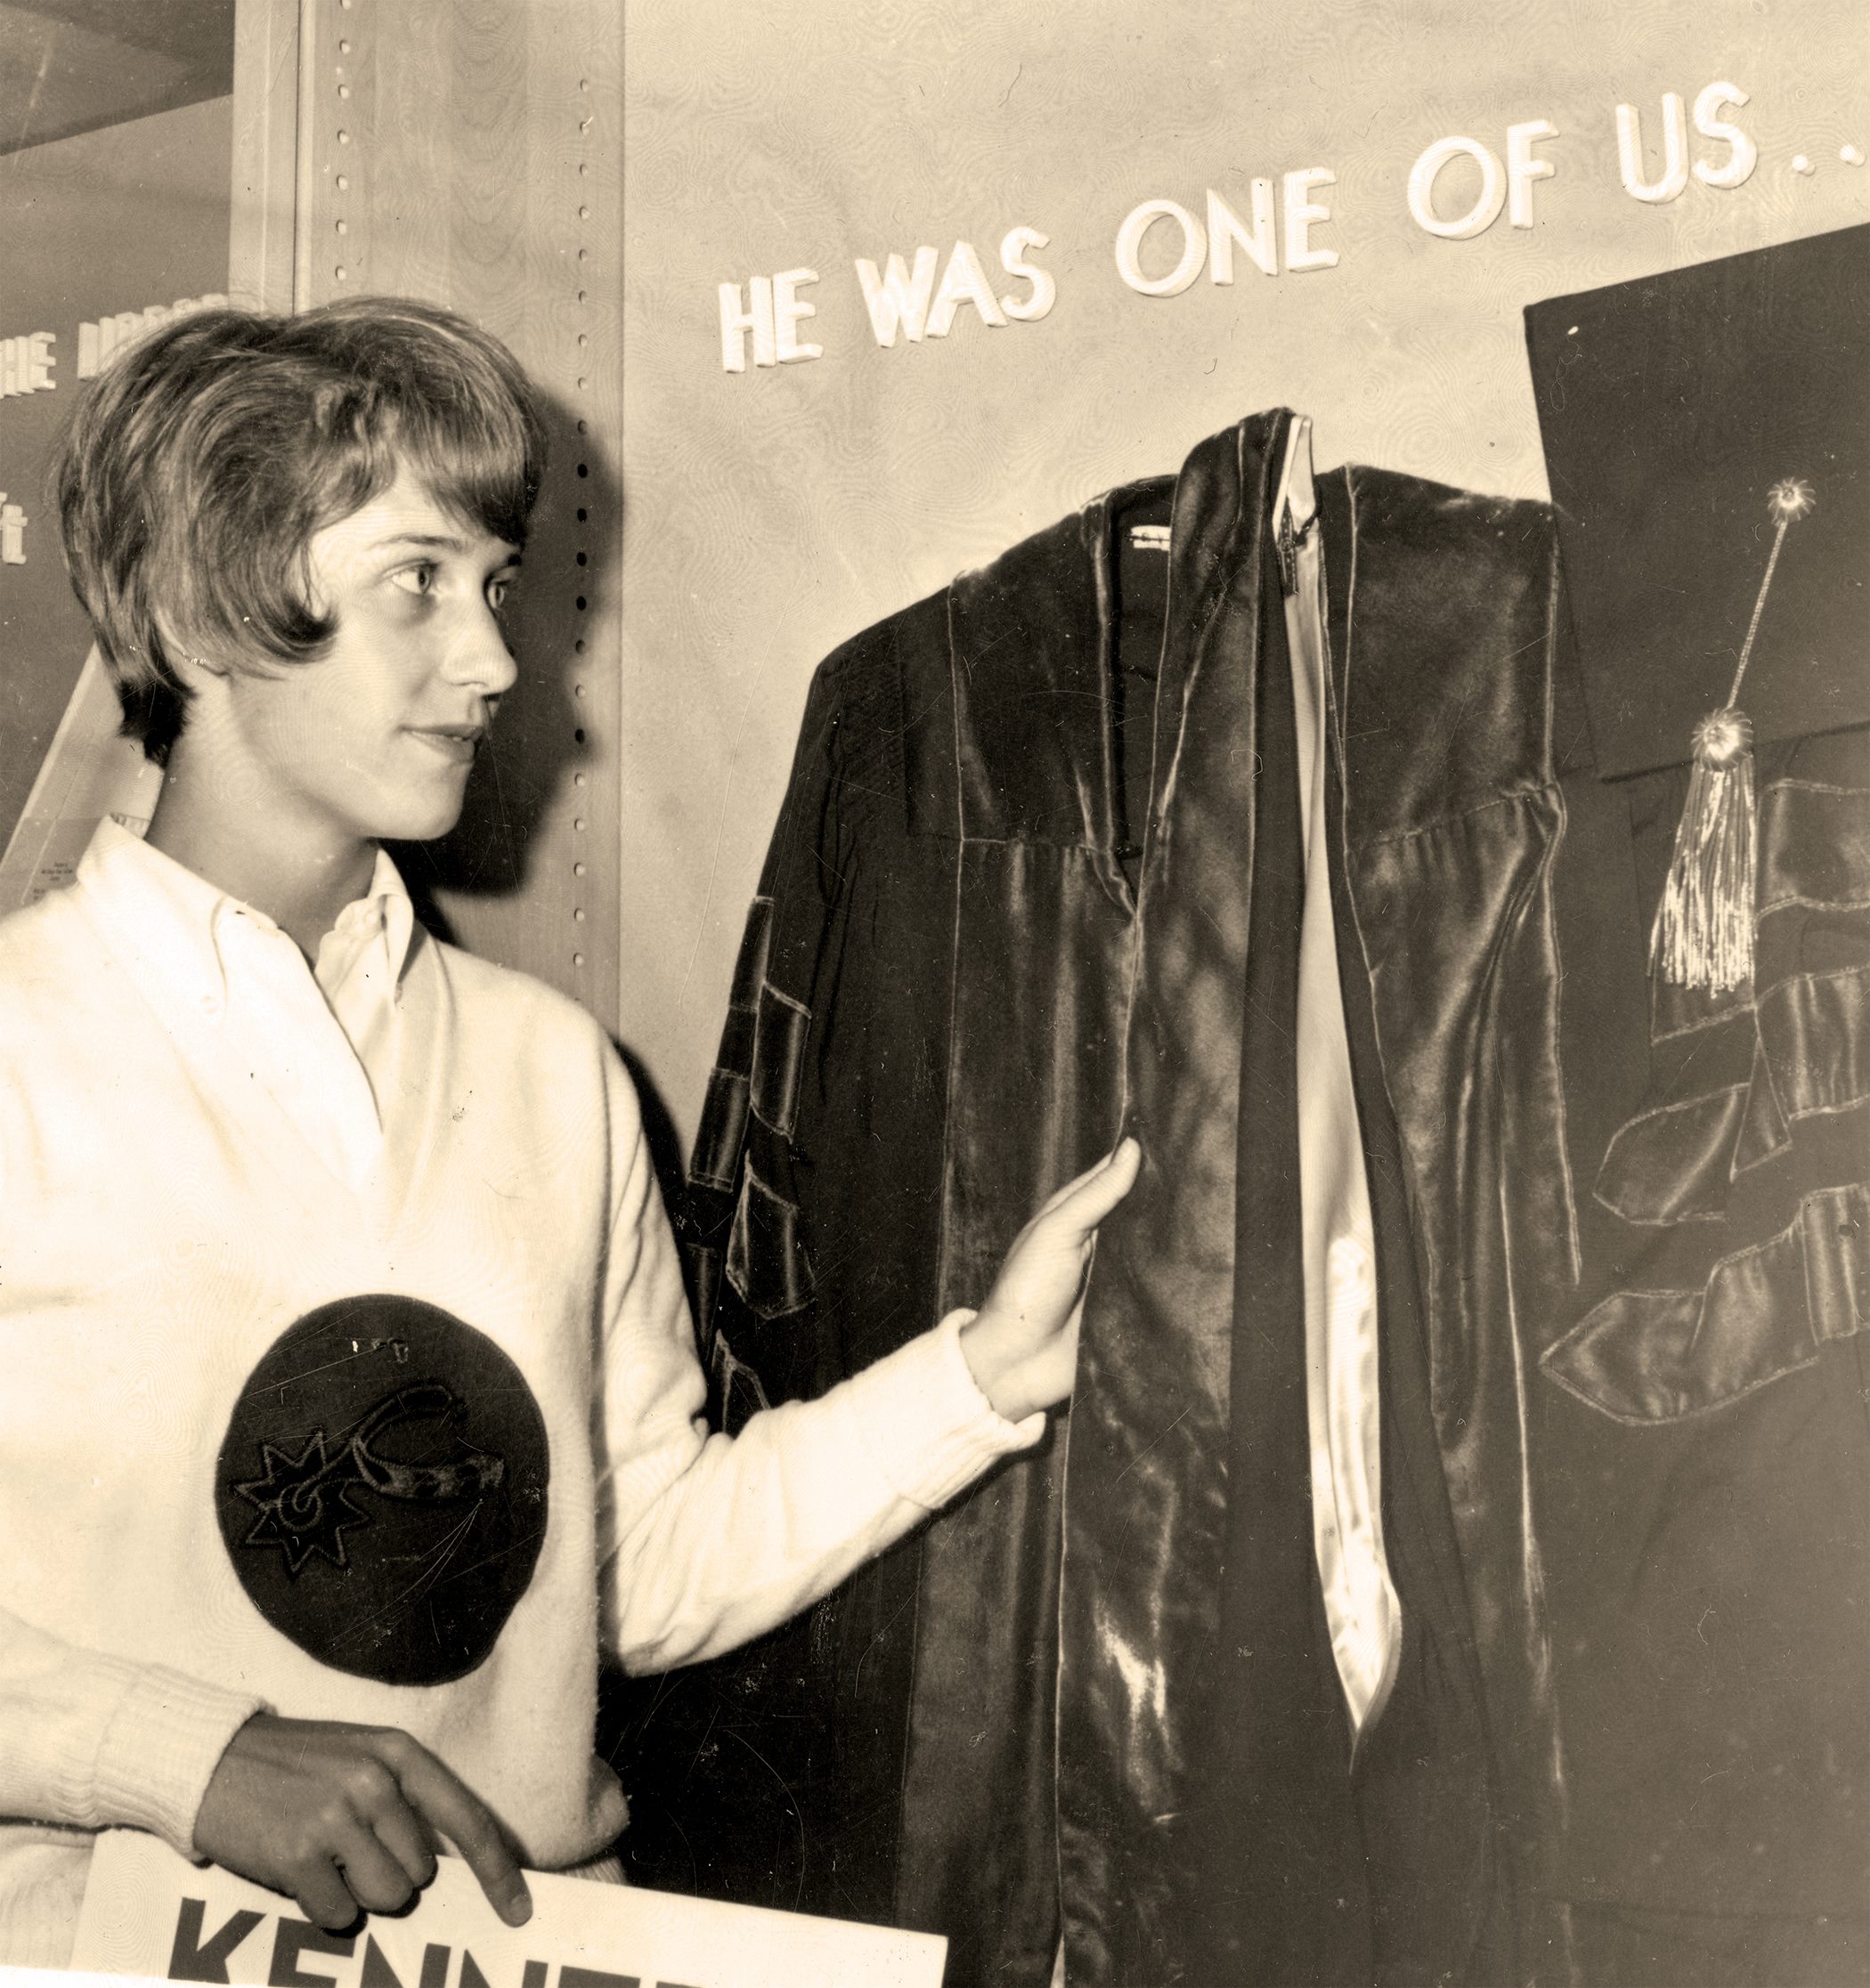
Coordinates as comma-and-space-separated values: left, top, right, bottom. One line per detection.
0, 824, 1037, 1967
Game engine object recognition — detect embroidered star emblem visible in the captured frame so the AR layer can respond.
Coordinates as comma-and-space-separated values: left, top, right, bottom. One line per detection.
236, 1432, 371, 1576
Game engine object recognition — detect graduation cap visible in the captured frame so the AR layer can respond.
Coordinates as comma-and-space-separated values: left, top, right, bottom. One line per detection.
1526, 223, 1869, 988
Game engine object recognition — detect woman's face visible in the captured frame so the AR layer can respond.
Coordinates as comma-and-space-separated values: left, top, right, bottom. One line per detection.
211, 469, 522, 851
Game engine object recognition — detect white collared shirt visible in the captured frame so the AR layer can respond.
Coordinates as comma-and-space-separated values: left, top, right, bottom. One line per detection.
80, 817, 414, 1197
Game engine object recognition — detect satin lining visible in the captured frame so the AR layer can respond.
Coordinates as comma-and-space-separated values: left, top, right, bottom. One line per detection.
1280, 418, 1401, 1736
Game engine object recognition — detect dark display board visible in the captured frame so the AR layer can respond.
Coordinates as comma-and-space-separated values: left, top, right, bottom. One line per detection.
0, 0, 234, 156
0, 93, 232, 848
1527, 223, 1870, 779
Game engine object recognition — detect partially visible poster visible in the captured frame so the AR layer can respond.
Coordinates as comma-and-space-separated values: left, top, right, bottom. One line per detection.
69, 1832, 947, 1988
0, 646, 155, 909
0, 93, 232, 856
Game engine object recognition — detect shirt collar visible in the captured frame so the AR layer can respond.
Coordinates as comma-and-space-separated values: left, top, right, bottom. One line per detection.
74, 817, 417, 1024
315, 849, 416, 981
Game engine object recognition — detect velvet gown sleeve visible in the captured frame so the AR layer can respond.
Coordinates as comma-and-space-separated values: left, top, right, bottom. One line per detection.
591, 1069, 1039, 1675
678, 651, 855, 1431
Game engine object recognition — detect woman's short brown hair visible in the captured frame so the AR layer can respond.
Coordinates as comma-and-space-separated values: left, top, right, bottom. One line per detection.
53, 296, 547, 761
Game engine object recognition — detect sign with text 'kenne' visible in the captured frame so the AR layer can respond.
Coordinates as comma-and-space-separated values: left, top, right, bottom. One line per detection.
69, 1831, 946, 1988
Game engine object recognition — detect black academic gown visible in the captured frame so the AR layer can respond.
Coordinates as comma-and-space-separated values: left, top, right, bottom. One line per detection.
664, 412, 1580, 1987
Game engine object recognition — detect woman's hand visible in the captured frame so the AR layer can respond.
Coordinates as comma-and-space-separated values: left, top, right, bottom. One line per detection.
193, 1713, 533, 1932
959, 1138, 1142, 1424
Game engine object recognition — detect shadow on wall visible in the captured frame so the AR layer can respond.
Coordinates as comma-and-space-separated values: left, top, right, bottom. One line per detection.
393, 390, 693, 1257
614, 1035, 690, 1266
393, 380, 617, 913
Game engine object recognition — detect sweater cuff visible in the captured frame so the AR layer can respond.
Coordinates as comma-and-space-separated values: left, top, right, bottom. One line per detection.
844, 1308, 1046, 1513
92, 1660, 266, 1861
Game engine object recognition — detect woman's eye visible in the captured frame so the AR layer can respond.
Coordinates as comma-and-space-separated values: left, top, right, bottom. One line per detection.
391, 563, 438, 596
487, 577, 511, 611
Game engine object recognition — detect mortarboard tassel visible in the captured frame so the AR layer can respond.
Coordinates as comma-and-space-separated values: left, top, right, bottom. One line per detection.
1651, 707, 1757, 991
1651, 478, 1814, 991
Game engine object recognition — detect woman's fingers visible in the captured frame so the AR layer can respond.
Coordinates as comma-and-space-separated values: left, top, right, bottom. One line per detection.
367, 1797, 440, 1895
1058, 1136, 1141, 1228
1027, 1137, 1142, 1246
385, 1736, 532, 1927
961, 1140, 1142, 1421
292, 1854, 369, 1934
194, 1715, 528, 1932
1029, 1136, 1142, 1224
331, 1822, 422, 1917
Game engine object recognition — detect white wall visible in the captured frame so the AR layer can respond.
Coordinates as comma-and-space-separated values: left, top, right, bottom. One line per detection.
621, 0, 1870, 1140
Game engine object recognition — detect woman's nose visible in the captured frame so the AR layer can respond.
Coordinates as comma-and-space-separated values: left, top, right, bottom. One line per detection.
447, 598, 520, 697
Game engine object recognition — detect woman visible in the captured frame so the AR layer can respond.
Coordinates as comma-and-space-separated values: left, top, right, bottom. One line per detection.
0, 296, 1136, 1966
